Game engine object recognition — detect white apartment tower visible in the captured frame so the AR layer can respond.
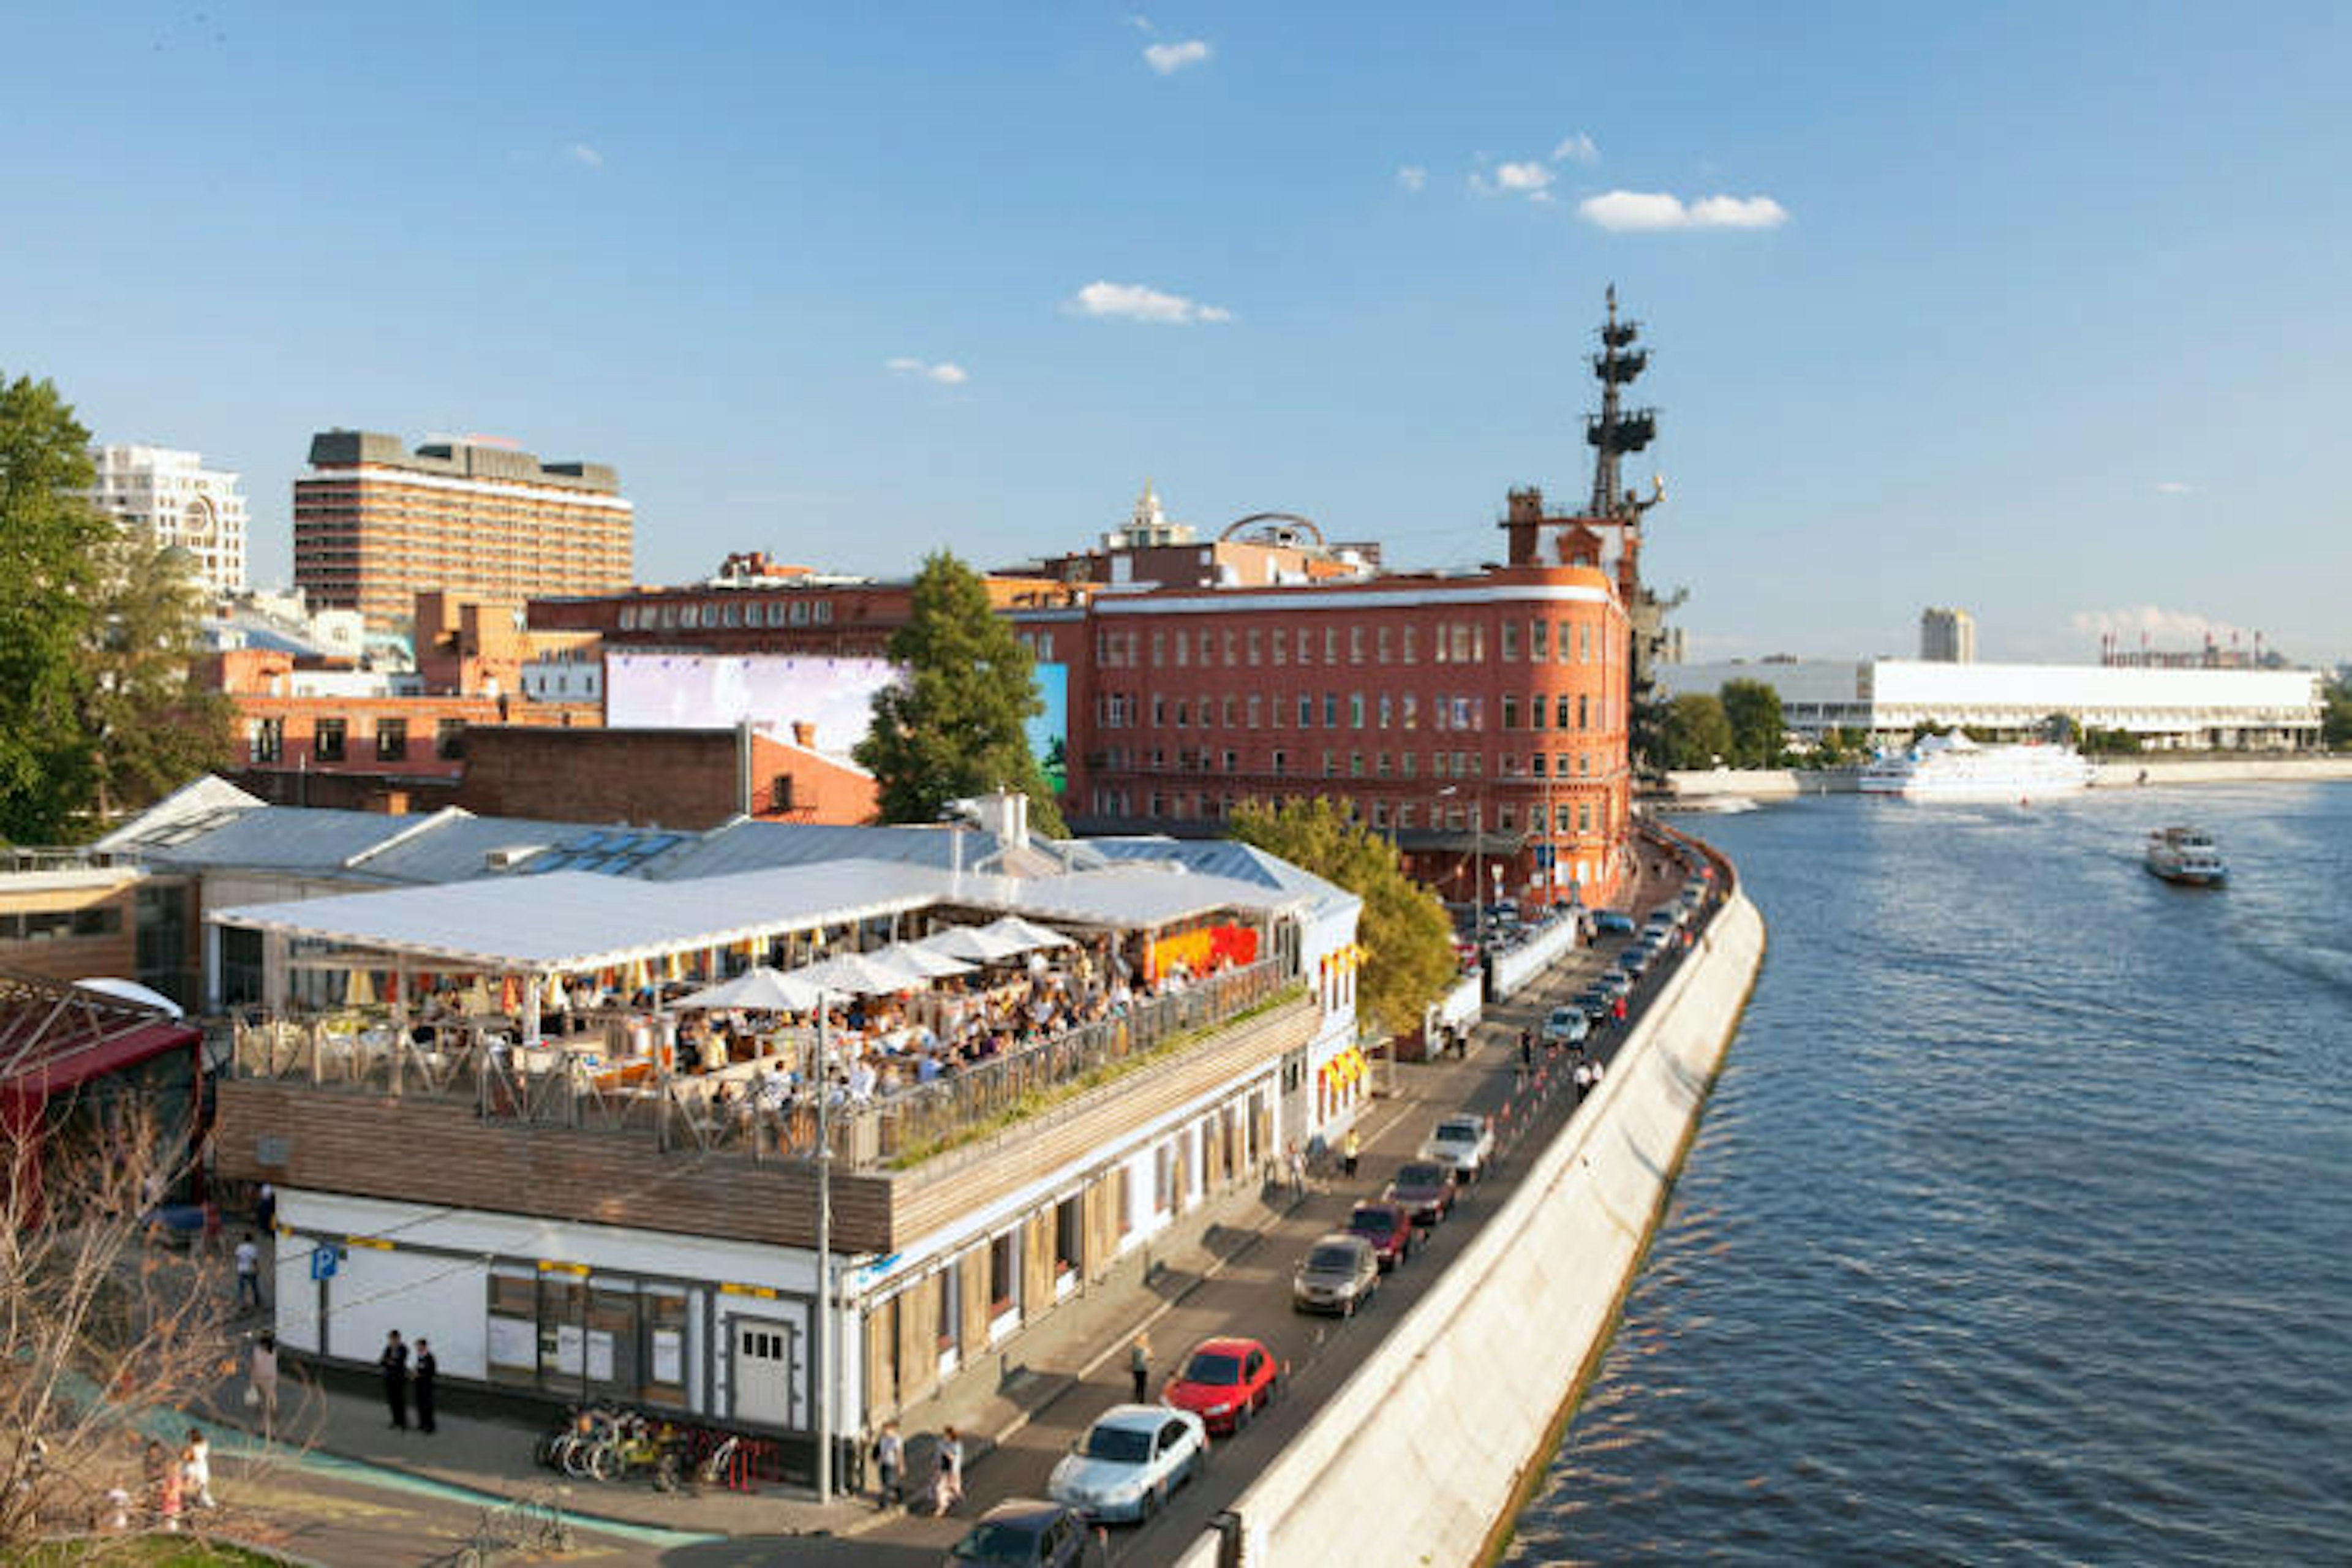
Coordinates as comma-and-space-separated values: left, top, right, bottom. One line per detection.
1920, 606, 1977, 664
88, 445, 250, 595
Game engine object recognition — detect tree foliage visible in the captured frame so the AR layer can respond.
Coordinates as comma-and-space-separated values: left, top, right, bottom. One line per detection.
1225, 796, 1457, 1039
856, 551, 1068, 836
80, 537, 235, 821
1657, 693, 1733, 770
2323, 677, 2352, 750
1717, 679, 1785, 768
0, 373, 109, 842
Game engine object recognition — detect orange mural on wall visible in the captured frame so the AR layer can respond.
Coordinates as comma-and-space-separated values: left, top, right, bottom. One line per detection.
1145, 923, 1258, 981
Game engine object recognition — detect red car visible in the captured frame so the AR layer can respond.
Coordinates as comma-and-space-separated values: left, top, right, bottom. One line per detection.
1161, 1336, 1281, 1436
1345, 1200, 1417, 1272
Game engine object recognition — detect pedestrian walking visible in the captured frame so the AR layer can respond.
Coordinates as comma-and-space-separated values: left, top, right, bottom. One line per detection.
183, 1428, 214, 1510
248, 1330, 280, 1430
1286, 1140, 1308, 1201
932, 1426, 965, 1515
233, 1231, 264, 1311
379, 1330, 410, 1430
1129, 1333, 1152, 1403
1574, 1061, 1594, 1102
872, 1420, 903, 1510
1519, 1029, 1534, 1068
413, 1338, 438, 1433
1341, 1127, 1361, 1178
254, 1180, 276, 1234
154, 1445, 184, 1531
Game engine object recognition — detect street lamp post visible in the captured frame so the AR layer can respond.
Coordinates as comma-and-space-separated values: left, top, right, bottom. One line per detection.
814, 992, 834, 1507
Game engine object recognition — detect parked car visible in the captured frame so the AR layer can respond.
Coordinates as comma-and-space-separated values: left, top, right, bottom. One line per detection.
1384, 1160, 1460, 1226
1048, 1405, 1207, 1524
1161, 1336, 1280, 1436
946, 1499, 1089, 1567
1346, 1200, 1419, 1271
1543, 1006, 1591, 1047
1594, 910, 1637, 935
1292, 1233, 1382, 1317
1617, 942, 1655, 978
1417, 1113, 1496, 1182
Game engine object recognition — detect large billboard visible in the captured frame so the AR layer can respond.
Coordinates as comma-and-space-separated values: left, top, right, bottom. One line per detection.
1028, 662, 1069, 791
605, 654, 896, 756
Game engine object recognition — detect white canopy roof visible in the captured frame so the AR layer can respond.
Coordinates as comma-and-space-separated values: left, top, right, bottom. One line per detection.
207, 856, 1295, 975
668, 967, 825, 1013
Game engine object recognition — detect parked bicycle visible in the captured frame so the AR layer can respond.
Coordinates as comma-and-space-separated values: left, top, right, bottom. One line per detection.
454, 1484, 573, 1567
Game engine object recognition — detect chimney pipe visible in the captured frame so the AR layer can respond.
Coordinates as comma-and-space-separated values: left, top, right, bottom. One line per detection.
792, 720, 816, 748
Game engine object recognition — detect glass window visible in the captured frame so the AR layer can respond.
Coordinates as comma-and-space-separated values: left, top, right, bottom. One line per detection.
249, 717, 283, 764
314, 718, 345, 763
1350, 694, 1365, 729
377, 719, 408, 762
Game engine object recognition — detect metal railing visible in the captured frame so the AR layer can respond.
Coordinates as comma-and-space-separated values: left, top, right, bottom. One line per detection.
227, 957, 1292, 1172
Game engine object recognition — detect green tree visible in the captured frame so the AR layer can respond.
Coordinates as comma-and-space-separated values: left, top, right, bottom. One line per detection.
857, 550, 1068, 835
1718, 679, 1786, 768
0, 373, 108, 842
1226, 796, 1457, 1039
2323, 677, 2352, 750
79, 537, 235, 819
2042, 712, 2080, 745
1659, 693, 1733, 770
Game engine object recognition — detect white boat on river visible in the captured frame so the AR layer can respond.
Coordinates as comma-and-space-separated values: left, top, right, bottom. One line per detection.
2146, 825, 2227, 886
1858, 733, 2094, 802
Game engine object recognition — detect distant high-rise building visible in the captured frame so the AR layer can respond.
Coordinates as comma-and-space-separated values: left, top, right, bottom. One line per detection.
87, 444, 249, 595
1920, 606, 1977, 663
293, 431, 633, 626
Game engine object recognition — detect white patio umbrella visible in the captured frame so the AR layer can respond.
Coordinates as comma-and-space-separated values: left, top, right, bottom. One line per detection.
914, 925, 1029, 964
870, 941, 978, 982
980, 914, 1077, 952
72, 976, 186, 1019
788, 952, 923, 997
668, 966, 825, 1013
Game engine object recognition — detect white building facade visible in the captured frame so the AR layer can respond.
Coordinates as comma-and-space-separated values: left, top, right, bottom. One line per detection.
88, 444, 250, 595
1665, 658, 2324, 750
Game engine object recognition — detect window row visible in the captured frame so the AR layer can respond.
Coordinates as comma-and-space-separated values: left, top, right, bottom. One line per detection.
617, 598, 838, 631
1095, 616, 1619, 671
1097, 688, 1622, 734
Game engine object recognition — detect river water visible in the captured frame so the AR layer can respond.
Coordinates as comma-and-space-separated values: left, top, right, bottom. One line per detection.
1507, 783, 2352, 1566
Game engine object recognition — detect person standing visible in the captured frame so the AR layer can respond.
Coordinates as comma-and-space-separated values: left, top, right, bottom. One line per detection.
1341, 1127, 1360, 1179
1129, 1333, 1152, 1403
233, 1232, 264, 1312
183, 1428, 214, 1510
379, 1330, 410, 1430
249, 1330, 280, 1431
933, 1425, 965, 1515
413, 1338, 439, 1434
872, 1420, 903, 1510
1286, 1141, 1308, 1201
254, 1181, 276, 1234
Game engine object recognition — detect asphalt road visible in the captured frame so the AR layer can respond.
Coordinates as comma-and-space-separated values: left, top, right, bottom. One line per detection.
876, 884, 1708, 1563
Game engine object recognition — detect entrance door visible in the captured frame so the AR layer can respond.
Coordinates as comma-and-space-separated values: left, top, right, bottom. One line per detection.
730, 1317, 800, 1428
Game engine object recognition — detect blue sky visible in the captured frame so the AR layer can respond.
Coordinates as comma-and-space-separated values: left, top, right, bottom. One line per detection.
5, 2, 2347, 665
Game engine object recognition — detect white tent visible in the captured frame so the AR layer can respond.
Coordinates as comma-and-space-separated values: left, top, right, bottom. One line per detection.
669, 967, 825, 1013
914, 925, 1029, 964
72, 977, 187, 1020
787, 952, 921, 997
869, 942, 978, 982
979, 914, 1076, 952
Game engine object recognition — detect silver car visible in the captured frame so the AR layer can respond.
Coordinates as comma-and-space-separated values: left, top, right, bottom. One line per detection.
1292, 1232, 1381, 1317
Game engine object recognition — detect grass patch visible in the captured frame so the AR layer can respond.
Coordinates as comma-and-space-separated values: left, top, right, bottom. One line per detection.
886, 986, 1306, 1170
16, 1540, 285, 1567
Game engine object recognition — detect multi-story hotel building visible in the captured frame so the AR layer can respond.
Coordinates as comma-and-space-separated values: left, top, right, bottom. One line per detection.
87, 444, 250, 595
1920, 606, 1977, 663
293, 432, 633, 626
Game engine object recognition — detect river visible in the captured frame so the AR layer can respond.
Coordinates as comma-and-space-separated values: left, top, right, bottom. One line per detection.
1507, 783, 2352, 1566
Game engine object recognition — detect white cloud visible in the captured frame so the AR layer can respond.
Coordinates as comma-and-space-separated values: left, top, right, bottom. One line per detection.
2153, 480, 2193, 495
1129, 12, 1154, 29
1396, 164, 1428, 192
2068, 605, 2243, 646
1577, 189, 1789, 232
886, 357, 969, 386
1144, 39, 1211, 74
1552, 132, 1600, 165
1065, 280, 1232, 325
565, 141, 603, 170
1471, 160, 1555, 200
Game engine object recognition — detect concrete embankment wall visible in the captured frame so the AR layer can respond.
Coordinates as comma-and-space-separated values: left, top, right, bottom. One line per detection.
1178, 889, 1766, 1568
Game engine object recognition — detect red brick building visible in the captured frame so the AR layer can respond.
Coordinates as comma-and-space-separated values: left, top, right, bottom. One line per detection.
453, 724, 876, 829
1064, 544, 1637, 909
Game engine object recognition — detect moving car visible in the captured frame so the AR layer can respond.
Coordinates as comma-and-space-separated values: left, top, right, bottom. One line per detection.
946, 1499, 1088, 1567
1161, 1336, 1280, 1436
1384, 1160, 1460, 1226
1594, 910, 1637, 936
1418, 1114, 1496, 1182
1292, 1232, 1381, 1317
1573, 982, 1615, 1023
1543, 1006, 1591, 1047
1048, 1405, 1207, 1524
1596, 970, 1633, 1002
1345, 1200, 1418, 1271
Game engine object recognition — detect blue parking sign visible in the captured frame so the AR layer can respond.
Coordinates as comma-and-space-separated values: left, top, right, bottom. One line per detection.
309, 1246, 338, 1281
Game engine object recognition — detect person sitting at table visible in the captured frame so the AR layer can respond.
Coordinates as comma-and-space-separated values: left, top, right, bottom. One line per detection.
702, 1027, 729, 1076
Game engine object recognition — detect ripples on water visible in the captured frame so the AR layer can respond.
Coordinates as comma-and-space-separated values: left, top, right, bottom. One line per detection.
1510, 784, 2352, 1566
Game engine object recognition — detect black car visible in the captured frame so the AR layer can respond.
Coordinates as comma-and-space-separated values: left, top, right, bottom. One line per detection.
1574, 983, 1613, 1023
947, 1498, 1088, 1567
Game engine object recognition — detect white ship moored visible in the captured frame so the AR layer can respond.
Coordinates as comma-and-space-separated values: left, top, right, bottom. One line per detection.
1858, 732, 2094, 801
